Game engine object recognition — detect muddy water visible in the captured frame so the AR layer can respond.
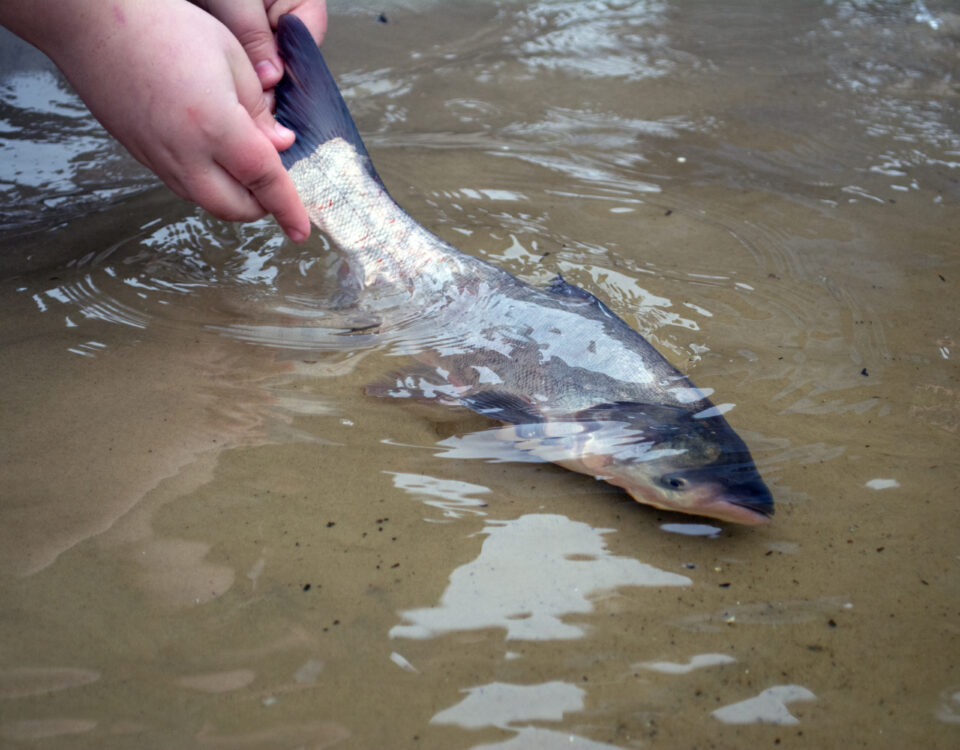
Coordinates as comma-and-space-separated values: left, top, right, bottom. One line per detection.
1, 1, 958, 748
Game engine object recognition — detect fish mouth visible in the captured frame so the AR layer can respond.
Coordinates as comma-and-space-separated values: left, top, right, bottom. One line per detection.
689, 466, 775, 526
622, 481, 774, 526
693, 497, 773, 526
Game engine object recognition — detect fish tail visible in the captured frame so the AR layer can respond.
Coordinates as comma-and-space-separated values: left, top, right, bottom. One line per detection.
275, 14, 380, 181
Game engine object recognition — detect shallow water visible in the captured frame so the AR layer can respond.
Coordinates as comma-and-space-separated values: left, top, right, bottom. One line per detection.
1, 1, 958, 747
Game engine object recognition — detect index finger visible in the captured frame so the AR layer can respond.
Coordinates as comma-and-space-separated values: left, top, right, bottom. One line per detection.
216, 116, 310, 242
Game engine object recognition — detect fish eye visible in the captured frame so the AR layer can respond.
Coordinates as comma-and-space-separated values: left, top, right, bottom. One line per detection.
659, 473, 688, 491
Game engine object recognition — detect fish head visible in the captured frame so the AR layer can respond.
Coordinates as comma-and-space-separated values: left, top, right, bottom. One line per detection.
554, 402, 774, 525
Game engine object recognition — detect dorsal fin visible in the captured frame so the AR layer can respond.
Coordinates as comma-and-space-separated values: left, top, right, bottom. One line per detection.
274, 14, 379, 178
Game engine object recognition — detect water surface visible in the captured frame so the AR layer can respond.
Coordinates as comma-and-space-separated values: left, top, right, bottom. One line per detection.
1, 1, 958, 747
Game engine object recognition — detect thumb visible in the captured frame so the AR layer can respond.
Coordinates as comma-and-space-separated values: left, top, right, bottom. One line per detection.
203, 0, 284, 88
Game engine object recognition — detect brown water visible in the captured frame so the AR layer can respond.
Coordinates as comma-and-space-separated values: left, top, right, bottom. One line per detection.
1, 1, 958, 748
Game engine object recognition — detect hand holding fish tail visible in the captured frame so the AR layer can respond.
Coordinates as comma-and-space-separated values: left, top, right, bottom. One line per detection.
0, 0, 326, 243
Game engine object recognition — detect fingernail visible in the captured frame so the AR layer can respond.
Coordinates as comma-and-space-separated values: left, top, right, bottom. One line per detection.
255, 60, 279, 83
287, 227, 307, 243
275, 121, 295, 140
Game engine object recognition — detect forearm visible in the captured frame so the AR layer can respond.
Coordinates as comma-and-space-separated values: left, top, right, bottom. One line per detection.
0, 1, 113, 59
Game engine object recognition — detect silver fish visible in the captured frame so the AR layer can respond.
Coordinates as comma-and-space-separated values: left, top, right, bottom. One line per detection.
275, 15, 773, 525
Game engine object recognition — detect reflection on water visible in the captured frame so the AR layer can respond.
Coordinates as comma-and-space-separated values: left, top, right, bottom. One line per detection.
0, 35, 154, 228
712, 684, 817, 726
390, 471, 492, 520
515, 0, 671, 79
431, 681, 584, 729
1, 0, 959, 747
659, 522, 722, 537
431, 681, 631, 750
638, 653, 735, 674
433, 426, 550, 463
938, 689, 960, 725
391, 514, 690, 640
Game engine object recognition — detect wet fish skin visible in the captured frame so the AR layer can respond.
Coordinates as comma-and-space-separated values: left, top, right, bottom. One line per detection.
274, 15, 773, 525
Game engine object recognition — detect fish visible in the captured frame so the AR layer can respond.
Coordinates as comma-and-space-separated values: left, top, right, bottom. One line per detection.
274, 15, 774, 525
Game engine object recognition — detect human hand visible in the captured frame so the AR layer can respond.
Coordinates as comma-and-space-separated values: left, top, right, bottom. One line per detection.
0, 0, 328, 242
197, 0, 328, 93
